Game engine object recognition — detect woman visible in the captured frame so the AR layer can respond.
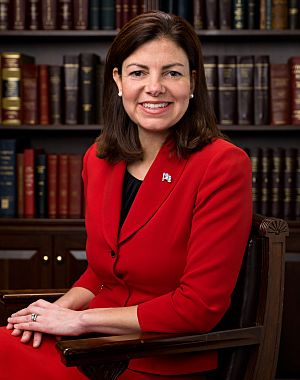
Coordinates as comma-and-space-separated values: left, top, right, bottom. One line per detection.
0, 11, 252, 380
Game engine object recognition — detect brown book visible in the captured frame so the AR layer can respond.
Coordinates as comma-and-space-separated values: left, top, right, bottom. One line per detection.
289, 56, 300, 125
16, 152, 24, 217
49, 65, 62, 124
296, 150, 300, 220
261, 147, 273, 217
269, 63, 290, 125
205, 0, 218, 29
116, 0, 122, 31
73, 0, 88, 30
260, 0, 266, 29
193, 0, 205, 29
63, 55, 79, 125
0, 0, 9, 30
236, 55, 254, 125
219, 0, 232, 29
271, 147, 285, 218
27, 0, 40, 30
47, 154, 58, 218
11, 0, 26, 30
122, 0, 130, 26
22, 63, 38, 125
58, 154, 69, 218
254, 55, 270, 125
38, 64, 50, 125
58, 0, 72, 30
218, 55, 237, 125
129, 0, 139, 20
23, 148, 35, 218
203, 55, 218, 121
284, 148, 298, 219
68, 154, 82, 218
41, 0, 57, 29
272, 0, 288, 29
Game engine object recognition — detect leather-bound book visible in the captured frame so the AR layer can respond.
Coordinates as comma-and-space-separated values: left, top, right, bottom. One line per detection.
16, 152, 24, 217
11, 0, 26, 30
49, 65, 62, 125
68, 154, 82, 218
89, 0, 100, 30
38, 64, 50, 125
218, 55, 237, 125
272, 0, 288, 29
270, 63, 290, 125
288, 0, 299, 29
23, 148, 35, 218
177, 0, 193, 23
249, 147, 262, 214
58, 0, 72, 30
58, 154, 69, 218
236, 55, 254, 125
47, 154, 58, 218
0, 0, 9, 30
205, 0, 218, 29
63, 55, 79, 125
22, 63, 38, 125
41, 0, 57, 29
74, 0, 88, 30
129, 0, 139, 20
0, 139, 17, 217
193, 0, 205, 29
247, 0, 259, 29
254, 55, 270, 125
122, 0, 129, 26
296, 150, 300, 220
79, 53, 100, 125
260, 0, 272, 29
289, 56, 300, 125
0, 52, 35, 126
101, 0, 115, 30
27, 0, 40, 30
203, 55, 218, 122
271, 147, 285, 218
219, 0, 232, 29
261, 147, 273, 217
233, 0, 246, 29
35, 151, 47, 218
284, 148, 297, 219
116, 0, 122, 31
96, 60, 105, 125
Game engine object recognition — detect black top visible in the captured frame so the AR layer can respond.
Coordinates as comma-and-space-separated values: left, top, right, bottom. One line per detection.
120, 169, 142, 227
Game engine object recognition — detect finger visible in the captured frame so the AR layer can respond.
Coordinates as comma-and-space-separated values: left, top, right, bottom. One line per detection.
6, 322, 14, 330
11, 328, 23, 336
32, 332, 43, 348
8, 306, 43, 325
20, 330, 33, 343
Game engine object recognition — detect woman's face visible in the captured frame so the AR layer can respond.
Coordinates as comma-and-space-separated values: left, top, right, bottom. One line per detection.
113, 38, 195, 136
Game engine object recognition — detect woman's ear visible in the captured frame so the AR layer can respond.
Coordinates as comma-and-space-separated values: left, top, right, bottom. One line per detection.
113, 68, 122, 94
190, 70, 196, 95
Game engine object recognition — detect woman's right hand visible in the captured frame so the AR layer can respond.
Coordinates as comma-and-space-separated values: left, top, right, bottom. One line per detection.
7, 322, 43, 348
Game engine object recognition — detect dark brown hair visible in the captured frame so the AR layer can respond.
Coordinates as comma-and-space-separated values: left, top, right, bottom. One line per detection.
97, 11, 222, 163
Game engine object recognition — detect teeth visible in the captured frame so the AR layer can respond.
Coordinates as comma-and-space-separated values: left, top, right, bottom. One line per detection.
143, 102, 168, 109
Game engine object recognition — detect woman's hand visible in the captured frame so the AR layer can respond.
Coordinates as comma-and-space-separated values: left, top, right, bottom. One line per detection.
6, 322, 43, 348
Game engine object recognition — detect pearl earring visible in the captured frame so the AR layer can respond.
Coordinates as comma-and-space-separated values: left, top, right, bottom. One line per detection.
190, 94, 194, 99
118, 90, 122, 97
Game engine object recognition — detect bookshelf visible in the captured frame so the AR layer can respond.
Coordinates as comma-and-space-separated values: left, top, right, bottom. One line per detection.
1, 8, 300, 379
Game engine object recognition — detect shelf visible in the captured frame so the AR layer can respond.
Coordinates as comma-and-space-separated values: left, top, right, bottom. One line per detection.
0, 124, 101, 131
197, 29, 300, 40
0, 30, 117, 40
220, 125, 300, 132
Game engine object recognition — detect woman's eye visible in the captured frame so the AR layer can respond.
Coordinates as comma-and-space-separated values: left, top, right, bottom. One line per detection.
166, 71, 182, 78
129, 70, 145, 78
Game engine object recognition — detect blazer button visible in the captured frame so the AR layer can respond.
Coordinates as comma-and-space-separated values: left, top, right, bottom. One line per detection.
110, 250, 116, 258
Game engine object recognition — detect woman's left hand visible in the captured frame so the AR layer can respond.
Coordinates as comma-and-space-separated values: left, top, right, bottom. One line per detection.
7, 299, 85, 337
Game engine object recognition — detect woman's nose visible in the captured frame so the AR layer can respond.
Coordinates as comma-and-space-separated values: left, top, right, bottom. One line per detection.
145, 75, 166, 96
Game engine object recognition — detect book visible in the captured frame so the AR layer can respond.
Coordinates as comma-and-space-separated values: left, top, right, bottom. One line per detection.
27, 0, 40, 30
249, 147, 262, 214
288, 56, 300, 125
58, 0, 72, 30
218, 55, 237, 125
193, 0, 205, 29
0, 0, 9, 30
284, 148, 297, 219
22, 63, 38, 125
177, 0, 193, 23
219, 0, 232, 29
74, 0, 88, 30
35, 151, 47, 218
48, 65, 62, 124
68, 154, 82, 218
0, 139, 17, 217
288, 0, 299, 29
205, 0, 218, 29
254, 55, 270, 126
41, 0, 57, 29
203, 55, 218, 121
271, 147, 285, 218
261, 147, 273, 217
23, 148, 35, 218
122, 0, 130, 26
0, 52, 35, 126
89, 0, 100, 29
260, 0, 272, 29
63, 55, 79, 125
129, 0, 139, 20
58, 154, 69, 218
270, 63, 290, 125
11, 0, 26, 30
96, 60, 105, 125
296, 150, 300, 220
101, 0, 115, 30
272, 0, 288, 29
47, 154, 58, 218
233, 0, 246, 29
248, 0, 259, 29
38, 64, 50, 125
236, 55, 254, 125
16, 152, 24, 217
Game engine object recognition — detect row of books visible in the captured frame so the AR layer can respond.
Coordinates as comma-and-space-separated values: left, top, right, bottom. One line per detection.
0, 51, 104, 126
0, 139, 84, 218
204, 55, 300, 126
246, 147, 300, 220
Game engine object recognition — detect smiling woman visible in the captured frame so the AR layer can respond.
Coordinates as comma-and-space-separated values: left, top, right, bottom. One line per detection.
0, 10, 253, 380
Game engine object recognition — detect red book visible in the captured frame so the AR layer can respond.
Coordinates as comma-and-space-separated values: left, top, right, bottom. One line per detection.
68, 154, 82, 218
270, 63, 290, 125
11, 0, 26, 30
22, 63, 38, 125
23, 148, 35, 218
47, 154, 58, 218
289, 56, 300, 125
38, 64, 50, 125
58, 154, 69, 218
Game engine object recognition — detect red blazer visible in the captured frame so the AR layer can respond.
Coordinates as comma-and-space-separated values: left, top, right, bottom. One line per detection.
73, 138, 253, 375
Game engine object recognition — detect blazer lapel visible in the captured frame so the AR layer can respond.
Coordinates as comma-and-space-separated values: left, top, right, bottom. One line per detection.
119, 140, 188, 243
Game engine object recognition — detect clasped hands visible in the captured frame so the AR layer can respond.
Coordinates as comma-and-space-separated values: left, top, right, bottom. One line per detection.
7, 299, 85, 348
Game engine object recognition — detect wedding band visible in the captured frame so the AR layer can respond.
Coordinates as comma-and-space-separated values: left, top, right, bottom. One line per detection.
31, 313, 38, 322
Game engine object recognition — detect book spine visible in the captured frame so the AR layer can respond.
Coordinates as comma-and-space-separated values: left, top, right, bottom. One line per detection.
47, 154, 58, 218
41, 0, 57, 30
247, 0, 259, 29
58, 154, 69, 218
233, 0, 246, 29
296, 151, 300, 220
271, 147, 285, 218
122, 0, 130, 26
205, 0, 218, 29
89, 0, 100, 30
23, 148, 35, 218
21, 63, 38, 125
73, 0, 88, 30
177, 0, 193, 23
12, 0, 26, 30
270, 63, 290, 125
249, 147, 262, 214
58, 0, 72, 30
38, 64, 50, 125
48, 65, 62, 124
0, 0, 9, 30
266, 0, 272, 29
284, 148, 298, 219
272, 0, 288, 29
101, 0, 116, 30
236, 55, 254, 125
289, 57, 300, 125
129, 0, 139, 19
115, 0, 122, 31
260, 0, 267, 29
288, 0, 299, 29
27, 0, 40, 30
16, 152, 24, 217
261, 147, 273, 217
193, 0, 205, 29
218, 55, 237, 125
0, 139, 17, 217
254, 55, 270, 125
96, 60, 105, 125
68, 154, 82, 218
63, 55, 79, 125
35, 152, 47, 218
219, 0, 232, 30
203, 55, 218, 121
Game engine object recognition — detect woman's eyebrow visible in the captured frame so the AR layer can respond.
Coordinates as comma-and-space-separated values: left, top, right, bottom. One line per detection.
125, 63, 185, 70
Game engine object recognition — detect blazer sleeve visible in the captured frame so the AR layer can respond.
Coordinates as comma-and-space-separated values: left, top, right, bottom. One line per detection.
137, 146, 253, 333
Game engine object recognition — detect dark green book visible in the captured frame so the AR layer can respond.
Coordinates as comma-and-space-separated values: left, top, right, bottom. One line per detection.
63, 55, 79, 125
89, 0, 100, 30
233, 0, 246, 29
236, 55, 254, 125
0, 139, 17, 217
100, 0, 115, 30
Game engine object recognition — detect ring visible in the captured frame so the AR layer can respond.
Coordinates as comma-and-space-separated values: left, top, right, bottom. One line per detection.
31, 313, 38, 322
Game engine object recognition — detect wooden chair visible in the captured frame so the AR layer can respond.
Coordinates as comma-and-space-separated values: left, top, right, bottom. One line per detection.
0, 214, 289, 380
